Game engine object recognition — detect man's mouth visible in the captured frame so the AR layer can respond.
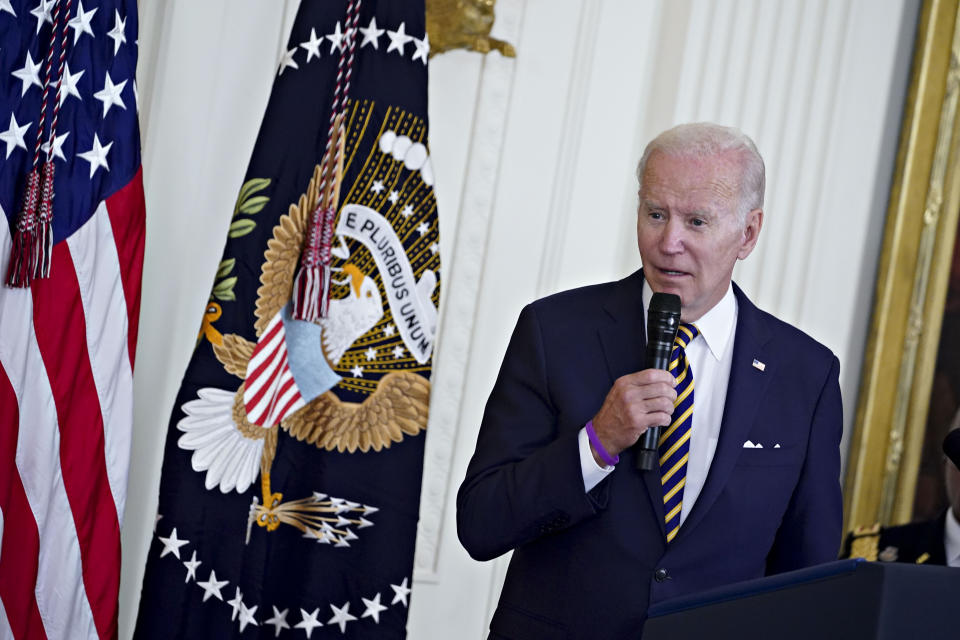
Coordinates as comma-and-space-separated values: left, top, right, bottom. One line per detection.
657, 267, 689, 277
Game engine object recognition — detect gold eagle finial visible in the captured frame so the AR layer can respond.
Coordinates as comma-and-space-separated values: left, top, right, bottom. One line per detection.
426, 0, 516, 57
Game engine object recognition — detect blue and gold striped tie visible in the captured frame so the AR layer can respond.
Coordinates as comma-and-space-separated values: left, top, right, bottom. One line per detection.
660, 323, 699, 543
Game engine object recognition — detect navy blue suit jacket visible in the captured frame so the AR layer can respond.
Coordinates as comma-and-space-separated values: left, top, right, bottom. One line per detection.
457, 269, 843, 639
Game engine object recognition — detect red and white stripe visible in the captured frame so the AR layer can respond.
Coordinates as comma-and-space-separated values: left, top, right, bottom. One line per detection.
243, 313, 305, 429
0, 170, 145, 640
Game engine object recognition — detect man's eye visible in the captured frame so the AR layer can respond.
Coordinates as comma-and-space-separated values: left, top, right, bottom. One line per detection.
691, 218, 706, 227
649, 211, 664, 220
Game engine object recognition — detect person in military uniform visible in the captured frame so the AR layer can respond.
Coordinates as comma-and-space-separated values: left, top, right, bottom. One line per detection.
842, 419, 960, 567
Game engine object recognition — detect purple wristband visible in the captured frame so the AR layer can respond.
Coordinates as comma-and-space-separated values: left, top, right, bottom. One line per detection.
585, 420, 619, 466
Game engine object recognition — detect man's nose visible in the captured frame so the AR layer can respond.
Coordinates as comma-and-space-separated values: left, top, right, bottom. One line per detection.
659, 220, 684, 254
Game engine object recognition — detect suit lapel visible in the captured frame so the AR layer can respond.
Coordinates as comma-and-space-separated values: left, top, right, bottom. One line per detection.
597, 270, 666, 532
597, 270, 646, 384
675, 285, 772, 541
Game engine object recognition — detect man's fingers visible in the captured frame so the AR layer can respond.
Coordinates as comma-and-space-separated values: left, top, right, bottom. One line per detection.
618, 368, 677, 388
657, 411, 674, 427
628, 398, 674, 424
627, 411, 672, 440
592, 369, 681, 453
647, 412, 673, 430
622, 382, 676, 406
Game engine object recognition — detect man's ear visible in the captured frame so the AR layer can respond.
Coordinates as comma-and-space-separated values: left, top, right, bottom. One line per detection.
738, 208, 763, 260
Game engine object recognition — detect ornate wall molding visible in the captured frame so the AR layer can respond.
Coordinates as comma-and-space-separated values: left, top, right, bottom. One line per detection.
413, 0, 524, 582
535, 1, 602, 297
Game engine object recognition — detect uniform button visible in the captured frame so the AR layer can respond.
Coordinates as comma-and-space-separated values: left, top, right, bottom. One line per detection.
654, 568, 669, 582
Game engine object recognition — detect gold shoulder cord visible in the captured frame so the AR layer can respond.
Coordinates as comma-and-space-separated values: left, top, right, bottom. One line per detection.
848, 524, 881, 562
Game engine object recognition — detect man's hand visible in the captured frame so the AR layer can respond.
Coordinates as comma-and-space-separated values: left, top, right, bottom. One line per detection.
590, 369, 676, 465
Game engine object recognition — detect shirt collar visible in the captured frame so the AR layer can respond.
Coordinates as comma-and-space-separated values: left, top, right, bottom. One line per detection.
944, 508, 960, 567
641, 278, 738, 362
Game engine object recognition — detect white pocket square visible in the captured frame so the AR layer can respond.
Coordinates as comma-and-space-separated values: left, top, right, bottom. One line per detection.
743, 440, 782, 449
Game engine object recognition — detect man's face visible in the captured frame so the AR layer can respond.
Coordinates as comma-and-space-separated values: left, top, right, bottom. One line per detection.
637, 150, 762, 322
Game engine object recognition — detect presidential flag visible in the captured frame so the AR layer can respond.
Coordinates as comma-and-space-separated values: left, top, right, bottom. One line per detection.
0, 1, 144, 639
135, 1, 439, 637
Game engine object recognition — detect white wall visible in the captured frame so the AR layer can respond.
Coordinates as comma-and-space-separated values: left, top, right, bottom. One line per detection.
125, 0, 918, 637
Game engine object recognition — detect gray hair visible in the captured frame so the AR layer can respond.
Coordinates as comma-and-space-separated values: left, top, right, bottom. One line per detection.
636, 122, 765, 224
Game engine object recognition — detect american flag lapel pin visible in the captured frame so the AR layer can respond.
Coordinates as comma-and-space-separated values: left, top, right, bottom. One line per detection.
752, 359, 766, 371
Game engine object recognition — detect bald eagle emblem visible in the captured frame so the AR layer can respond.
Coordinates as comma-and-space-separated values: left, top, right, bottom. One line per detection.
176, 104, 440, 544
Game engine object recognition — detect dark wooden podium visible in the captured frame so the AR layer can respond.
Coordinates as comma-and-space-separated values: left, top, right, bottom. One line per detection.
643, 559, 960, 639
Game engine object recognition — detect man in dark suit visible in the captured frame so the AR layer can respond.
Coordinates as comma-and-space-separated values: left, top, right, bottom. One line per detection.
457, 123, 843, 639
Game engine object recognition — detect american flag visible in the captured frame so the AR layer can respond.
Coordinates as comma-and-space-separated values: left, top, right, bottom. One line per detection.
0, 1, 144, 639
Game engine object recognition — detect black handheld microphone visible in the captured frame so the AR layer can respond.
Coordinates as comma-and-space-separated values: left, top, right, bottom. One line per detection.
943, 429, 960, 471
636, 292, 681, 470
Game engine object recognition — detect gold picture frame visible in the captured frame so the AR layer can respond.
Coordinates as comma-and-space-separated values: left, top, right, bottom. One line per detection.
844, 0, 960, 531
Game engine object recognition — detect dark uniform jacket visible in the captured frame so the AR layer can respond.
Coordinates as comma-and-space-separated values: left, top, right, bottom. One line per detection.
842, 510, 948, 566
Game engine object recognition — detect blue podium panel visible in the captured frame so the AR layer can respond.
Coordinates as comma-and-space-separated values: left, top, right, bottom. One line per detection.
644, 559, 960, 640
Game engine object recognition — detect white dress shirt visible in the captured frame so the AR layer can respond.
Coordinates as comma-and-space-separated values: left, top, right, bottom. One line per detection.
579, 279, 738, 527
944, 507, 960, 568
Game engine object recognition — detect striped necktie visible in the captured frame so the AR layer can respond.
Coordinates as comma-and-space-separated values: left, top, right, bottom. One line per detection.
660, 323, 699, 543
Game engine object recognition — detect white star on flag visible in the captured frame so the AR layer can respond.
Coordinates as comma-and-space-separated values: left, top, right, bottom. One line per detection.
391, 577, 412, 607
300, 27, 323, 62
383, 323, 395, 336
401, 204, 414, 218
351, 365, 363, 378
392, 345, 405, 359
11, 51, 42, 97
0, 0, 16, 17
265, 607, 291, 637
412, 34, 430, 64
77, 133, 113, 178
388, 190, 400, 204
238, 603, 259, 632
386, 22, 413, 55
326, 21, 345, 53
68, 1, 98, 44
30, 0, 53, 35
429, 242, 439, 255
0, 113, 30, 160
370, 180, 385, 193
107, 9, 127, 54
365, 347, 377, 361
227, 588, 245, 621
196, 570, 228, 602
182, 550, 201, 583
416, 221, 430, 237
278, 47, 299, 75
58, 62, 85, 106
294, 608, 323, 638
157, 527, 189, 559
327, 602, 357, 633
361, 593, 388, 623
359, 16, 385, 49
93, 72, 127, 117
